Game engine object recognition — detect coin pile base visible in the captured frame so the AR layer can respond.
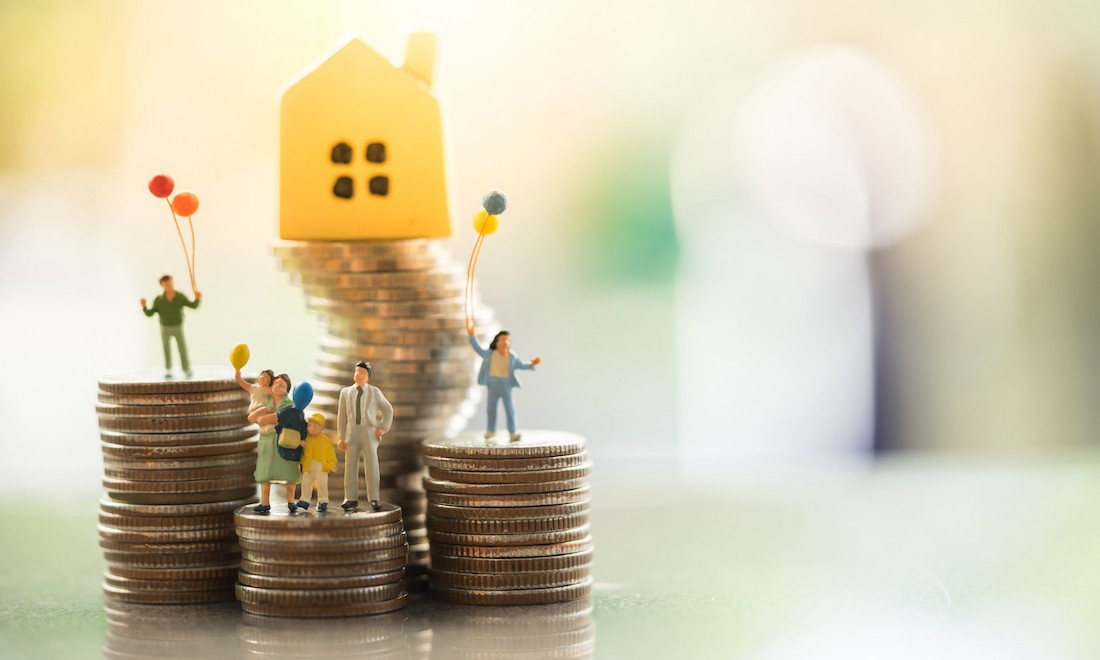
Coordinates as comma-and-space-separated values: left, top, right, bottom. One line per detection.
97, 369, 257, 604
275, 239, 496, 584
235, 503, 410, 618
423, 430, 594, 605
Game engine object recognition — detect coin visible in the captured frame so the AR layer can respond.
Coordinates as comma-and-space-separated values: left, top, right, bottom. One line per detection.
276, 252, 451, 273
103, 462, 256, 481
425, 486, 591, 508
273, 239, 444, 258
426, 463, 592, 485
323, 313, 474, 332
99, 426, 257, 447
95, 398, 247, 418
103, 583, 234, 604
104, 486, 257, 506
99, 496, 256, 517
98, 389, 251, 406
428, 536, 593, 559
240, 543, 407, 566
98, 524, 238, 543
236, 581, 405, 605
103, 474, 255, 493
295, 266, 463, 288
239, 556, 406, 578
98, 511, 236, 531
305, 296, 467, 318
429, 549, 593, 574
99, 538, 240, 553
102, 549, 241, 567
422, 430, 587, 460
238, 592, 408, 618
106, 565, 240, 581
429, 577, 593, 606
103, 572, 237, 592
239, 532, 407, 555
97, 411, 250, 434
238, 570, 405, 590
426, 501, 590, 521
103, 451, 256, 472
98, 369, 239, 394
100, 437, 257, 459
234, 502, 402, 528
423, 476, 588, 495
425, 512, 589, 535
315, 352, 474, 373
422, 452, 589, 472
426, 525, 590, 548
428, 566, 591, 590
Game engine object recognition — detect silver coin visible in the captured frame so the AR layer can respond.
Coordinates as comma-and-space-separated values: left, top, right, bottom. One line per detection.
275, 252, 451, 273
422, 430, 587, 460
272, 239, 446, 258
98, 389, 251, 406
294, 267, 463, 288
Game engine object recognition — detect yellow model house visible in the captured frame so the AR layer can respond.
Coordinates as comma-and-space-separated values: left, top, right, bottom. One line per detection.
279, 34, 451, 240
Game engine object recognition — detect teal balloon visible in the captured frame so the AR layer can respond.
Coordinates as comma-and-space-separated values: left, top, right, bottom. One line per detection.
292, 382, 314, 410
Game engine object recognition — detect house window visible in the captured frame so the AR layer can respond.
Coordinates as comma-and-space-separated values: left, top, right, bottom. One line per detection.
331, 142, 352, 164
369, 176, 389, 196
366, 142, 386, 163
333, 177, 353, 199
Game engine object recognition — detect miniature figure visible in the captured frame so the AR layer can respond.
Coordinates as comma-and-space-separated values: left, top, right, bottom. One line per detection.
335, 361, 393, 512
140, 274, 202, 377
236, 368, 276, 435
296, 413, 337, 513
467, 329, 541, 441
250, 373, 303, 513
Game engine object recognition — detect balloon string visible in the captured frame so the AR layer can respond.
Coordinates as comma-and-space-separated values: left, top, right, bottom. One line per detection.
165, 199, 196, 292
187, 215, 197, 291
465, 229, 487, 334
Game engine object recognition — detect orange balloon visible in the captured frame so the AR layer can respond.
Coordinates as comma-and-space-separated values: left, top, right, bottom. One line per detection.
172, 191, 200, 217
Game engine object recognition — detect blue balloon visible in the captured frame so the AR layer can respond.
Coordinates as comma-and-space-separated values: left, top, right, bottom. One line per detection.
292, 381, 314, 410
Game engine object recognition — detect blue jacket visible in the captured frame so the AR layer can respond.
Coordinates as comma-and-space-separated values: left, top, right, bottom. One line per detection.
469, 334, 535, 388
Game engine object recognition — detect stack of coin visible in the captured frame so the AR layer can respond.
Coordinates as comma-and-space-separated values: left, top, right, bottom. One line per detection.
274, 239, 496, 584
97, 369, 258, 604
234, 504, 410, 618
429, 598, 596, 658
422, 431, 594, 605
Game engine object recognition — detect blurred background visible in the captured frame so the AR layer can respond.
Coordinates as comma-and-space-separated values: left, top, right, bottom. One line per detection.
2, 0, 1100, 497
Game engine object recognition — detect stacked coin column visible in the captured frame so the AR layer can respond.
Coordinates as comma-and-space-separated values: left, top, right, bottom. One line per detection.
273, 239, 495, 583
234, 504, 411, 617
423, 431, 594, 605
97, 370, 258, 604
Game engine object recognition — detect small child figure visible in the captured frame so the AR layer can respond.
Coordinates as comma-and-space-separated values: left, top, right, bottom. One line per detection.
296, 413, 337, 513
236, 368, 276, 435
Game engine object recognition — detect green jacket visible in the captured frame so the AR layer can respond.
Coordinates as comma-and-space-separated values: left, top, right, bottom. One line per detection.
143, 293, 200, 326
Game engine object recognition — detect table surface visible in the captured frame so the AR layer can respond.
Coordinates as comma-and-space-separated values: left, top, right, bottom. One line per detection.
3, 454, 1100, 659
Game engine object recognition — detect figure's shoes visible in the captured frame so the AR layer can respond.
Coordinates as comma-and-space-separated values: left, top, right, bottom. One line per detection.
370, 500, 382, 511
287, 502, 298, 513
252, 504, 271, 513
164, 371, 173, 379
484, 431, 495, 440
318, 503, 328, 513
296, 500, 310, 510
510, 433, 522, 442
342, 500, 358, 511
184, 370, 193, 378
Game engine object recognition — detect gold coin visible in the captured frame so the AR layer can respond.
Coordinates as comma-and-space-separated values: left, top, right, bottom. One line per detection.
425, 485, 591, 508
429, 577, 592, 606
422, 430, 587, 460
428, 536, 593, 559
238, 570, 404, 590
423, 476, 588, 496
305, 296, 466, 318
426, 512, 589, 535
429, 549, 593, 574
239, 592, 409, 618
302, 282, 465, 303
426, 525, 590, 547
428, 566, 591, 590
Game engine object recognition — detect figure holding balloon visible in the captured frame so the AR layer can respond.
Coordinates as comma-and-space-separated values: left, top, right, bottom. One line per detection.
249, 373, 309, 514
230, 343, 276, 435
141, 274, 202, 377
464, 191, 542, 442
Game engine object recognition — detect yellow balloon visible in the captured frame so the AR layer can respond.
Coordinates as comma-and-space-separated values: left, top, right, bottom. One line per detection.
472, 209, 499, 235
229, 343, 250, 370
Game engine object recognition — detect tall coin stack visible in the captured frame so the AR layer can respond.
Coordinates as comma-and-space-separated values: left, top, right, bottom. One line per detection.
273, 239, 496, 583
423, 431, 594, 605
97, 369, 258, 605
234, 504, 410, 618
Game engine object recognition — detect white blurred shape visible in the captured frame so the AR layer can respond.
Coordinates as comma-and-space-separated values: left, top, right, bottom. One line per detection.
733, 46, 936, 249
670, 46, 935, 474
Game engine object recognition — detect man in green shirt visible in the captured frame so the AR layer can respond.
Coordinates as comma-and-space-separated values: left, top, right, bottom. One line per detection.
141, 274, 202, 376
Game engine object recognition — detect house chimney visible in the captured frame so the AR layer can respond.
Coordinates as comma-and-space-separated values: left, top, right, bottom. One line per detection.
402, 32, 436, 87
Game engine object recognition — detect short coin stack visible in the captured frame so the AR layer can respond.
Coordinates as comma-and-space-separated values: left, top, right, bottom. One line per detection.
423, 430, 594, 605
234, 504, 410, 617
97, 369, 257, 604
274, 239, 496, 582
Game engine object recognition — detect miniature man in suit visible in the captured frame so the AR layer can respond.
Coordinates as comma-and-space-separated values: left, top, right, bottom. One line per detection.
140, 274, 202, 377
336, 361, 393, 512
467, 329, 541, 441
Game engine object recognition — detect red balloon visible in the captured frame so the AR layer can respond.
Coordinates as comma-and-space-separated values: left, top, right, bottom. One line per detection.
148, 174, 174, 198
171, 191, 200, 217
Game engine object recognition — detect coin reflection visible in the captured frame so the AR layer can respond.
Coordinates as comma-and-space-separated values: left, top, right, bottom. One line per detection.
102, 599, 242, 660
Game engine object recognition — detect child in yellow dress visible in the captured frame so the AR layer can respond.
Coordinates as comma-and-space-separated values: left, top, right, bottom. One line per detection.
296, 413, 338, 513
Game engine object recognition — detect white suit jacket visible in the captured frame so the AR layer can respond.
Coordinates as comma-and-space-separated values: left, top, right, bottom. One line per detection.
337, 384, 393, 441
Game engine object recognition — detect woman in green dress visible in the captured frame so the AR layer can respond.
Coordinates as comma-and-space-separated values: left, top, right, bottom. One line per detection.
248, 373, 302, 513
